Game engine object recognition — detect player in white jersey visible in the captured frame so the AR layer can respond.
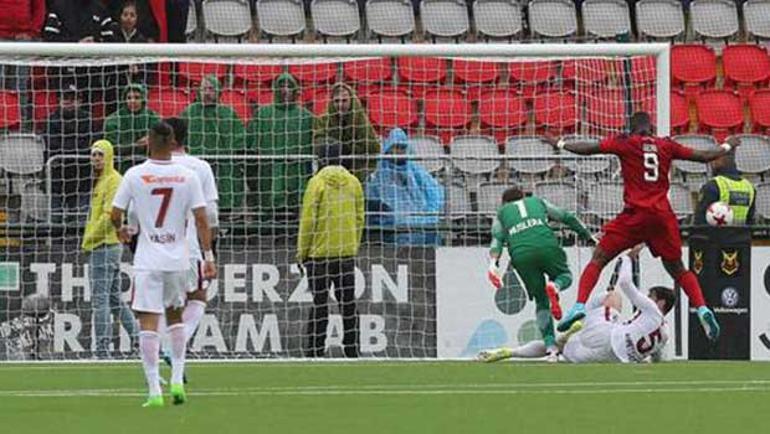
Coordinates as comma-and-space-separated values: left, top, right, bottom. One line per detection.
478, 249, 675, 364
111, 122, 217, 408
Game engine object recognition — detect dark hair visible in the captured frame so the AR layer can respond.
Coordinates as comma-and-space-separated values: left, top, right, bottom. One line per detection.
630, 111, 652, 135
122, 0, 137, 12
502, 186, 524, 203
163, 117, 188, 148
649, 286, 676, 314
317, 140, 346, 169
150, 121, 175, 150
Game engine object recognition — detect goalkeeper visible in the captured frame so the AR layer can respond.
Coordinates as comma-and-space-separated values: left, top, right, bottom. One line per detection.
487, 186, 595, 360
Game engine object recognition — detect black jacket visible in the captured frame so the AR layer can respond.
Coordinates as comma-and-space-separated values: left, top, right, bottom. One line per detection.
43, 0, 116, 42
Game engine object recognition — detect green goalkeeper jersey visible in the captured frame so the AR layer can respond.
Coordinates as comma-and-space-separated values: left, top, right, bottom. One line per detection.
490, 196, 592, 257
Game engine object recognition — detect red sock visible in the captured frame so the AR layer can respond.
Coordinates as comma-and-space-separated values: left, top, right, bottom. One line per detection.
677, 271, 706, 308
577, 261, 602, 304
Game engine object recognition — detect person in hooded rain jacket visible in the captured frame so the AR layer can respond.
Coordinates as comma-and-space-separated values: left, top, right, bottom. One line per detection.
103, 83, 161, 173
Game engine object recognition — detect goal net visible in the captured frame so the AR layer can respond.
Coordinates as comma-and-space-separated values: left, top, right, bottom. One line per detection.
0, 43, 670, 360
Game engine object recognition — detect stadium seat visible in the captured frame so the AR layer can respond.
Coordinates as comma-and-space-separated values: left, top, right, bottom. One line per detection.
450, 135, 500, 175
202, 0, 253, 43
421, 0, 470, 42
695, 90, 744, 142
672, 134, 717, 175
423, 89, 472, 144
584, 89, 626, 132
560, 135, 612, 174
0, 92, 21, 129
186, 1, 199, 40
257, 0, 306, 42
528, 0, 578, 40
744, 0, 770, 41
477, 90, 527, 144
533, 182, 578, 213
366, 89, 418, 131
690, 0, 740, 42
246, 87, 275, 107
446, 183, 472, 219
147, 87, 194, 118
669, 183, 694, 219
177, 62, 229, 87
722, 45, 770, 99
366, 0, 415, 42
219, 89, 252, 122
288, 62, 338, 85
453, 59, 500, 85
477, 183, 509, 215
635, 0, 685, 41
755, 183, 770, 220
233, 64, 283, 88
670, 91, 690, 134
397, 57, 448, 88
311, 0, 361, 42
533, 91, 578, 133
562, 59, 614, 84
749, 89, 770, 134
670, 45, 717, 98
505, 136, 556, 175
343, 58, 393, 84
731, 134, 770, 174
410, 135, 446, 173
581, 0, 632, 40
473, 0, 523, 42
32, 90, 58, 127
299, 86, 331, 115
587, 182, 624, 218
0, 134, 44, 179
508, 61, 558, 99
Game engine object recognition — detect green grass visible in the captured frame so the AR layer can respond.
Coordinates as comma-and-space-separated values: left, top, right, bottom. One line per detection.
1, 361, 769, 434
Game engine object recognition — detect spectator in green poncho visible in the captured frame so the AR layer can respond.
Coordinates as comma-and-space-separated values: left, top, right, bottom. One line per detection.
182, 75, 246, 213
313, 82, 380, 182
103, 83, 160, 173
246, 73, 315, 221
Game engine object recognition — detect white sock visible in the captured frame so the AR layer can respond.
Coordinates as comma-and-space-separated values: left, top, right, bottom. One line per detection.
182, 300, 206, 342
511, 341, 547, 358
139, 331, 161, 396
168, 323, 186, 385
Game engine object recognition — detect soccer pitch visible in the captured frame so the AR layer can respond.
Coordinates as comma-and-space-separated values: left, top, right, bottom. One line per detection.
0, 362, 768, 434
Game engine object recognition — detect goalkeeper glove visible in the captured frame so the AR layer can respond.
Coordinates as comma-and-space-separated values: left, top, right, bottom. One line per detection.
487, 259, 503, 290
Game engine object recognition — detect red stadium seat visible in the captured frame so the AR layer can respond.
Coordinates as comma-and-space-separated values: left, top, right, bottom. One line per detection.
343, 58, 393, 84
299, 86, 331, 116
0, 91, 21, 129
670, 91, 690, 134
232, 64, 283, 87
584, 89, 625, 132
397, 57, 448, 84
453, 59, 500, 84
478, 89, 526, 144
32, 90, 58, 126
671, 45, 717, 100
533, 91, 577, 133
177, 62, 229, 87
696, 89, 743, 142
219, 89, 252, 123
722, 44, 770, 100
749, 89, 770, 134
366, 89, 418, 132
147, 87, 194, 118
288, 62, 338, 85
508, 61, 557, 99
246, 87, 275, 107
423, 88, 472, 144
562, 59, 614, 83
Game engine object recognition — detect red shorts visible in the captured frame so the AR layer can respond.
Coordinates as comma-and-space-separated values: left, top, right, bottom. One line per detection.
598, 207, 682, 262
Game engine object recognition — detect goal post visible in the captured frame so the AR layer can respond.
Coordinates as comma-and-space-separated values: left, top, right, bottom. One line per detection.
0, 42, 671, 361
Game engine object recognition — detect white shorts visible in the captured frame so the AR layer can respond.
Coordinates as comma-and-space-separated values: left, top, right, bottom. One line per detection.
132, 270, 188, 314
562, 307, 621, 363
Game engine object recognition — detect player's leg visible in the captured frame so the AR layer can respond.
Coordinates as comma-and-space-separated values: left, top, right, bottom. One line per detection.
478, 340, 548, 362
182, 261, 207, 342
333, 258, 359, 358
543, 246, 573, 320
163, 271, 192, 405
305, 260, 331, 357
132, 271, 165, 407
512, 255, 557, 357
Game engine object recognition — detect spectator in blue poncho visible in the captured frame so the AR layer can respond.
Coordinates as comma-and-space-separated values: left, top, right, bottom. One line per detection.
365, 128, 444, 246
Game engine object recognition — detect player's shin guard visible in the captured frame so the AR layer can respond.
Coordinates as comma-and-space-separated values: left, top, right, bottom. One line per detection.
182, 300, 206, 342
577, 261, 602, 303
677, 271, 706, 308
168, 324, 187, 386
536, 308, 556, 348
139, 330, 162, 397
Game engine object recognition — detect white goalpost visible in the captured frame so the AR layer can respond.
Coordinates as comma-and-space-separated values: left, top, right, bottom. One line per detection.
0, 42, 671, 361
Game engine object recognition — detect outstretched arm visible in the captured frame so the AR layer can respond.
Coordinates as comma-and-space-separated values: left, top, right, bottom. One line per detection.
544, 200, 596, 243
684, 136, 741, 162
543, 135, 603, 155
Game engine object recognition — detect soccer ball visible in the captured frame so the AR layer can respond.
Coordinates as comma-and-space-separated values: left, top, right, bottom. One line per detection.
706, 202, 734, 227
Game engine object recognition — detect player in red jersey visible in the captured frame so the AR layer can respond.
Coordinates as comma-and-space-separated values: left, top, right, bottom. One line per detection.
547, 112, 739, 341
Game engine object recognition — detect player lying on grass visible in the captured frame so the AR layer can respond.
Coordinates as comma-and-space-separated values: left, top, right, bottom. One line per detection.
546, 112, 738, 341
487, 186, 596, 362
479, 250, 674, 363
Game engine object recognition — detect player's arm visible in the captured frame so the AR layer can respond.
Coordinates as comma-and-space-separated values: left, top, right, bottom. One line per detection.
616, 255, 660, 314
110, 176, 133, 243
543, 135, 602, 155
683, 136, 741, 162
487, 220, 507, 289
543, 199, 597, 243
193, 206, 217, 279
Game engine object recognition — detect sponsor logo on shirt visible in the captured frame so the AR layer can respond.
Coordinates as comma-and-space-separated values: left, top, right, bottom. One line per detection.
141, 175, 186, 184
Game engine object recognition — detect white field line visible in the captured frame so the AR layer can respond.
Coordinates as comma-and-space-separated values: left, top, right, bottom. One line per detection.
2, 385, 770, 398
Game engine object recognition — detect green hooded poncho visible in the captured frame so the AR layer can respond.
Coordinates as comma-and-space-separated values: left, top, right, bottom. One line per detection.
246, 73, 315, 218
103, 83, 161, 173
181, 75, 247, 211
313, 82, 380, 182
